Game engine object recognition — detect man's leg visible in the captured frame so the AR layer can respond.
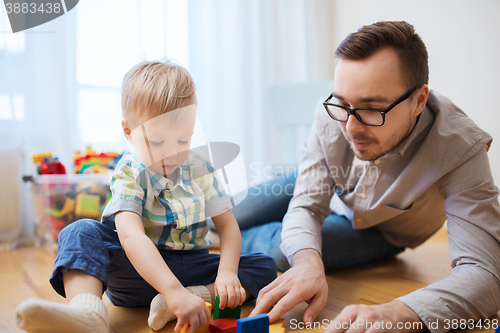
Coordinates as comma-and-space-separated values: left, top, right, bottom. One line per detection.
319, 214, 405, 270
240, 213, 404, 272
240, 222, 290, 271
232, 173, 296, 230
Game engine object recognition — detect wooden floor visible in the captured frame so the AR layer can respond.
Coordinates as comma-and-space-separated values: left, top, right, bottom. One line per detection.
1, 226, 499, 333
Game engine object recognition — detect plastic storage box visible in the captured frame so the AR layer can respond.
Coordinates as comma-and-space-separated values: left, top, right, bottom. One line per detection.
27, 174, 112, 256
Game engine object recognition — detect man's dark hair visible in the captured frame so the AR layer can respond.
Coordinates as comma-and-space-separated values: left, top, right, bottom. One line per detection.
335, 21, 429, 89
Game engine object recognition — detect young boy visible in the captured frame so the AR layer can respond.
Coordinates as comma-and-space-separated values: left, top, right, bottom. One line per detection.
16, 60, 277, 333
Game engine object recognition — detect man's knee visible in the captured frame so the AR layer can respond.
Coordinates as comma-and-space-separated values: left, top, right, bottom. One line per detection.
242, 253, 278, 282
270, 246, 290, 272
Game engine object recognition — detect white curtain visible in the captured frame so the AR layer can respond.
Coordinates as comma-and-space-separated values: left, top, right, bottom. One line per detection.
187, 0, 335, 186
0, 7, 78, 244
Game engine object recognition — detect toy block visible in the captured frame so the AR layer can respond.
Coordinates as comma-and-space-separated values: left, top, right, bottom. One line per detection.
269, 318, 284, 327
496, 324, 499, 333
32, 151, 52, 164
269, 318, 285, 333
75, 193, 100, 218
209, 317, 237, 333
236, 314, 269, 333
213, 295, 241, 320
51, 198, 75, 218
269, 326, 285, 333
180, 302, 212, 333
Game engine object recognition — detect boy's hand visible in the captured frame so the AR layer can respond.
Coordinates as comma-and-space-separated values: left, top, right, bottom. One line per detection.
215, 272, 246, 309
166, 287, 211, 333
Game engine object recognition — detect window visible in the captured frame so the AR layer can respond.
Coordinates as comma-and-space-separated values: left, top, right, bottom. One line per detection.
76, 0, 189, 150
0, 7, 25, 52
0, 7, 25, 122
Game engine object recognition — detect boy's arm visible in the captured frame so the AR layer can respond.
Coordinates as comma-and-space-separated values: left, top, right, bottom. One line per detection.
115, 211, 210, 332
212, 209, 246, 309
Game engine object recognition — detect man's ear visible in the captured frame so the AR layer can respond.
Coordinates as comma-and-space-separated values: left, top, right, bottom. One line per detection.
122, 119, 133, 144
413, 84, 429, 117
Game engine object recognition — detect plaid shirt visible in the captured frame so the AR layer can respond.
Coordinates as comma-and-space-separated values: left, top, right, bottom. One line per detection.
102, 151, 232, 250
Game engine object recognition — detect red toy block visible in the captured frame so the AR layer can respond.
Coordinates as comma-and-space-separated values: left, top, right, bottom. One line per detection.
209, 317, 237, 333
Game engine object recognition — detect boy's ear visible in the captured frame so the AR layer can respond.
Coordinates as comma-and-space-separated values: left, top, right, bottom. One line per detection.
122, 120, 134, 144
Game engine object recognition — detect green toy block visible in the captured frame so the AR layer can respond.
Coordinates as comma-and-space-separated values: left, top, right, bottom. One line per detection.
75, 193, 100, 218
213, 295, 241, 320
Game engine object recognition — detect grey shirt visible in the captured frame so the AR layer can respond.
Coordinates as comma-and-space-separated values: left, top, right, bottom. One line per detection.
280, 91, 500, 333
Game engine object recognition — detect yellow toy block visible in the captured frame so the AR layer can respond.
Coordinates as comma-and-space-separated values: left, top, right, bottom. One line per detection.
75, 193, 100, 218
32, 151, 52, 164
269, 318, 286, 333
180, 302, 212, 333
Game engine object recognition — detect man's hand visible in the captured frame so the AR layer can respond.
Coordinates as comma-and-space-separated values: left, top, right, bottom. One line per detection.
215, 272, 246, 309
326, 301, 425, 333
165, 287, 211, 333
250, 249, 328, 324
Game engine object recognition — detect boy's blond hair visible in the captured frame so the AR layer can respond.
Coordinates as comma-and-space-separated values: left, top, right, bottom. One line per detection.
121, 60, 196, 127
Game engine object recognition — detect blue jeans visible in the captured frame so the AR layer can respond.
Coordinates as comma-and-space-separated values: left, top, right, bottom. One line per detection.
236, 173, 405, 272
50, 219, 277, 306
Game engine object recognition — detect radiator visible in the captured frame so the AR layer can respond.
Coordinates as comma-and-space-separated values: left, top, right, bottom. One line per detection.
0, 147, 21, 250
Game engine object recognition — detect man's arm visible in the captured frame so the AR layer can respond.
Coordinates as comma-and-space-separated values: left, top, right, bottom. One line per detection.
326, 147, 500, 333
115, 211, 210, 332
396, 147, 500, 333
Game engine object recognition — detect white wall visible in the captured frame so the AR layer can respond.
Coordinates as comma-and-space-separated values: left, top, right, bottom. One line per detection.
330, 0, 500, 185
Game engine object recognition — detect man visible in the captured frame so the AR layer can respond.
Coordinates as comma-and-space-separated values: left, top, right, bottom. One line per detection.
240, 21, 500, 333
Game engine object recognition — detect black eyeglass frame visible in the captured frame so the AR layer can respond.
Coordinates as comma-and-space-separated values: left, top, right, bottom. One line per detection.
323, 86, 420, 126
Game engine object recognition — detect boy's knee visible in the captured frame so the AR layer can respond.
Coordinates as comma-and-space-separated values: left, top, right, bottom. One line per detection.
58, 219, 100, 240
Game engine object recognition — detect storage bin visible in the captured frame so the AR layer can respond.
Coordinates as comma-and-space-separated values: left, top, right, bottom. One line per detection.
27, 174, 112, 256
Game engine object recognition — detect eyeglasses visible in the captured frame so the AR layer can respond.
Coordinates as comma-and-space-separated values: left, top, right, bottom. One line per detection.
323, 86, 419, 126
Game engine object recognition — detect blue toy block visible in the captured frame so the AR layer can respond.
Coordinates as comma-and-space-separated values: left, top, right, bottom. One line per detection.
236, 314, 269, 333
495, 323, 499, 333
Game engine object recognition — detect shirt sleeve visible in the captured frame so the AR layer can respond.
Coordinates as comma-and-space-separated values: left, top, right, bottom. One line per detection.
280, 111, 336, 264
396, 147, 500, 333
101, 161, 146, 222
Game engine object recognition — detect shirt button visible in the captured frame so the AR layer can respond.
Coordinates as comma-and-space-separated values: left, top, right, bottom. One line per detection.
178, 213, 183, 219
374, 159, 381, 165
360, 193, 367, 199
356, 218, 363, 223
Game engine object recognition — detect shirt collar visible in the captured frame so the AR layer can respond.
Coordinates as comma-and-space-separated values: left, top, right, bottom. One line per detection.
145, 162, 196, 197
387, 103, 434, 157
127, 151, 196, 196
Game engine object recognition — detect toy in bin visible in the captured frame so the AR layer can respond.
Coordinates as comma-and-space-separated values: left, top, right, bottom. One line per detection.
28, 147, 121, 255
73, 146, 121, 174
29, 175, 112, 255
32, 152, 67, 175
